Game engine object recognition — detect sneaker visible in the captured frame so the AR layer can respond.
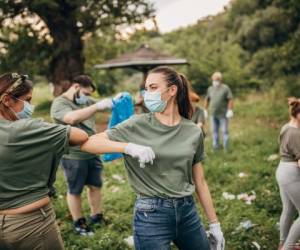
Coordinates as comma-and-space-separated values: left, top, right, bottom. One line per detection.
74, 217, 94, 236
89, 213, 105, 227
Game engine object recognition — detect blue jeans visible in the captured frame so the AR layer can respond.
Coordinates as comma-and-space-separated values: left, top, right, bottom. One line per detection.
133, 196, 209, 250
211, 116, 229, 149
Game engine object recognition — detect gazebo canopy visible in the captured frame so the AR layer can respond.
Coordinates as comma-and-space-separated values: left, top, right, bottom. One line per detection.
94, 44, 188, 73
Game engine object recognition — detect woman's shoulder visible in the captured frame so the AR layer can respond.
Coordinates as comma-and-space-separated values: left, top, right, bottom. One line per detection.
182, 117, 202, 133
14, 118, 59, 131
130, 113, 151, 122
280, 123, 300, 138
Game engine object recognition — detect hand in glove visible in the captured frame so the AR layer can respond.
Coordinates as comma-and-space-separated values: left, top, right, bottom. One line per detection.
208, 222, 225, 250
96, 98, 113, 110
124, 143, 155, 168
113, 92, 123, 101
226, 109, 234, 119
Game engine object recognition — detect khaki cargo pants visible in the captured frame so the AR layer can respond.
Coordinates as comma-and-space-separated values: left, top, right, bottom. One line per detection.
0, 203, 64, 250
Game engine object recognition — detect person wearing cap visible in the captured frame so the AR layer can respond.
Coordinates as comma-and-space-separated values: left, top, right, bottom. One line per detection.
204, 72, 234, 151
50, 75, 120, 236
0, 73, 88, 250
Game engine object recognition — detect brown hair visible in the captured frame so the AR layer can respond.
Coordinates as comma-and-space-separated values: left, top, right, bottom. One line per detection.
73, 75, 95, 92
0, 73, 33, 117
189, 91, 200, 103
148, 66, 193, 119
288, 97, 300, 118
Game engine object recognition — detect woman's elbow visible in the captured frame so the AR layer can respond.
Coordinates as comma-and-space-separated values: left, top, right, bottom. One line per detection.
69, 127, 89, 146
80, 134, 104, 154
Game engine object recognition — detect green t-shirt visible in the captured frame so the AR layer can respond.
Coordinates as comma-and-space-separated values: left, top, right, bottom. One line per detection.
51, 95, 96, 160
206, 84, 233, 117
279, 124, 300, 162
191, 106, 205, 124
0, 118, 70, 210
106, 113, 205, 198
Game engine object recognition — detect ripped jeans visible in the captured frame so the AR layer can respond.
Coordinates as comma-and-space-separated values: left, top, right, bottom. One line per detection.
133, 196, 209, 250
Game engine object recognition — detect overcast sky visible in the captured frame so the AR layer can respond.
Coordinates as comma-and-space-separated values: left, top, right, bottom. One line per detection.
151, 0, 231, 32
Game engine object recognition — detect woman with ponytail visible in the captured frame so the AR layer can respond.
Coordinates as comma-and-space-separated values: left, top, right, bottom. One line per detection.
81, 66, 224, 250
277, 98, 300, 250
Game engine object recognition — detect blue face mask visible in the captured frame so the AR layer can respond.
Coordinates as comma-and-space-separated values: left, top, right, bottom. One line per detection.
143, 89, 169, 113
15, 99, 35, 119
75, 94, 89, 105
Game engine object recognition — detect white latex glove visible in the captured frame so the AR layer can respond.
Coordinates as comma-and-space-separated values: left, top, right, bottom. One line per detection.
204, 109, 208, 119
226, 109, 234, 119
124, 143, 155, 168
96, 98, 113, 110
209, 223, 225, 250
113, 92, 123, 101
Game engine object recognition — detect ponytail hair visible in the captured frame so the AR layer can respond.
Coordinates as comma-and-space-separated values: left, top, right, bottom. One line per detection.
288, 97, 300, 118
148, 66, 193, 119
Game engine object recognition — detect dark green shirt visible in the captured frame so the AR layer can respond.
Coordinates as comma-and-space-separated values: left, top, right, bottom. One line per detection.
107, 113, 205, 198
191, 106, 205, 124
206, 84, 233, 117
51, 95, 96, 160
0, 118, 70, 209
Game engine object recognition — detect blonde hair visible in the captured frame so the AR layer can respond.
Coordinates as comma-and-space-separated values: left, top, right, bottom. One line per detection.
212, 72, 223, 81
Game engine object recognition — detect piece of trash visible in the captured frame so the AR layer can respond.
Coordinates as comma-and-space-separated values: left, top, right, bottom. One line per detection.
58, 194, 64, 199
252, 241, 261, 249
263, 189, 271, 195
124, 235, 134, 248
112, 174, 125, 183
235, 220, 256, 231
222, 192, 236, 200
267, 154, 279, 161
237, 191, 256, 205
111, 186, 120, 193
238, 172, 248, 178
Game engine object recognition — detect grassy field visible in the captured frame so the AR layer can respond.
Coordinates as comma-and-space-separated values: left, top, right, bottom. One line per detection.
32, 84, 289, 250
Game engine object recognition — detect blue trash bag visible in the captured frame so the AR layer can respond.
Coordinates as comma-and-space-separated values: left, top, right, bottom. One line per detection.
103, 92, 134, 162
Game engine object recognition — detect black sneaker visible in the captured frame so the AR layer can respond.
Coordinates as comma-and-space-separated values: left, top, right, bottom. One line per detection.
74, 217, 94, 236
89, 213, 105, 227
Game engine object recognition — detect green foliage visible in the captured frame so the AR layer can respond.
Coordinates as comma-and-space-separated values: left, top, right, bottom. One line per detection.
86, 0, 300, 97
0, 0, 154, 86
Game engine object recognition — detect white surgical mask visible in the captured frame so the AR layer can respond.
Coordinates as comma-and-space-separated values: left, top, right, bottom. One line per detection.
143, 88, 170, 113
10, 98, 35, 119
212, 80, 220, 87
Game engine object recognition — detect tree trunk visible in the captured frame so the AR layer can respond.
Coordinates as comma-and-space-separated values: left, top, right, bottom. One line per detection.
39, 8, 85, 96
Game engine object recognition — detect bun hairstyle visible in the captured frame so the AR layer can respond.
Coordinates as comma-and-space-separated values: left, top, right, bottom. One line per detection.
0, 73, 32, 101
0, 73, 33, 117
288, 97, 300, 118
148, 66, 193, 119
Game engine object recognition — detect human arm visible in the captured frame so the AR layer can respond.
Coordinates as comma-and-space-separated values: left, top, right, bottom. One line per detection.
193, 164, 224, 247
69, 127, 89, 146
63, 104, 98, 125
63, 97, 116, 125
80, 132, 128, 154
192, 164, 218, 223
227, 99, 234, 110
226, 86, 234, 118
81, 132, 155, 165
